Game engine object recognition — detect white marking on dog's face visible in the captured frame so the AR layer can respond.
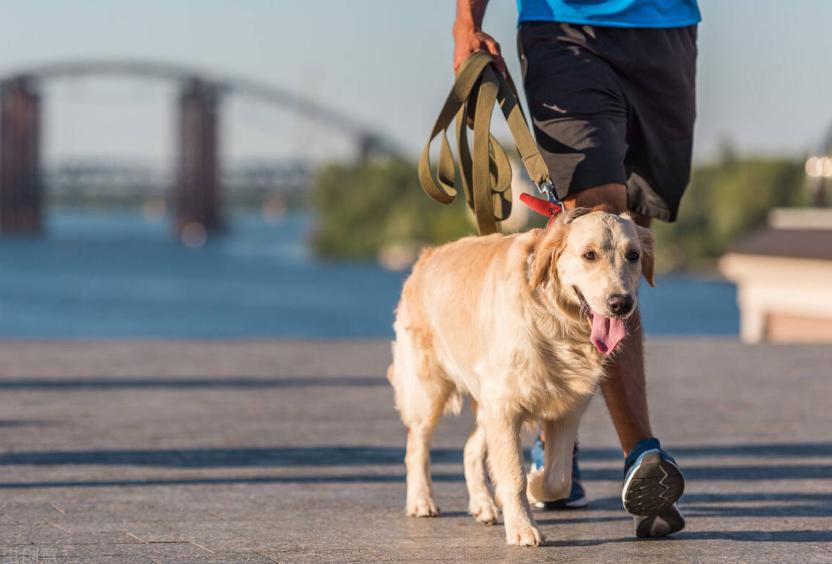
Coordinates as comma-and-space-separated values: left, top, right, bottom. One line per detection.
556, 212, 648, 318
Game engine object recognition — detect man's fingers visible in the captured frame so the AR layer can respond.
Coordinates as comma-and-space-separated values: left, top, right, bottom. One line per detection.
483, 39, 507, 75
451, 33, 507, 75
484, 37, 502, 56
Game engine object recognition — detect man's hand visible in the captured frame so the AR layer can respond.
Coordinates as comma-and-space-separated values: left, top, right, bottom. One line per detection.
453, 0, 506, 76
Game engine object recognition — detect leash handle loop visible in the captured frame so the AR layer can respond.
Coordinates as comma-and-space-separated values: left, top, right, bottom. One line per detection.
418, 52, 554, 235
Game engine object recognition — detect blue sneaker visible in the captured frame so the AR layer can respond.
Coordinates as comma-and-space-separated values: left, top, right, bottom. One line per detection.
622, 437, 685, 537
529, 436, 589, 509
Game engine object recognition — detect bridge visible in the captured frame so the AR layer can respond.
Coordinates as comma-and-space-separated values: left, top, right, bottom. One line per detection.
0, 60, 399, 238
44, 159, 314, 209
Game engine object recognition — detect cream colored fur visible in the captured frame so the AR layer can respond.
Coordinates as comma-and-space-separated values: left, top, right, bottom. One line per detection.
388, 209, 654, 547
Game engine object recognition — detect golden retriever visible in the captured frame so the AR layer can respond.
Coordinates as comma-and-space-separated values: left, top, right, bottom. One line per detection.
388, 208, 654, 546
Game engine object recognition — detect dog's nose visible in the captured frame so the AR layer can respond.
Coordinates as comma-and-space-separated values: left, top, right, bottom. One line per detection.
607, 294, 633, 316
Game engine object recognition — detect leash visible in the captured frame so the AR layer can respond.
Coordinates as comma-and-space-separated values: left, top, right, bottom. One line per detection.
519, 192, 564, 227
418, 51, 564, 234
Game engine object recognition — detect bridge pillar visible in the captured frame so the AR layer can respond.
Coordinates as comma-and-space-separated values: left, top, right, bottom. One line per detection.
0, 76, 41, 233
176, 79, 221, 241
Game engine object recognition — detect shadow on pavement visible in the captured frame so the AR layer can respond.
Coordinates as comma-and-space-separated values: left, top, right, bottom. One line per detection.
1, 443, 831, 472
1, 443, 830, 525
0, 476, 830, 521
673, 530, 832, 543
574, 493, 832, 519
542, 529, 832, 547
0, 475, 413, 489
0, 419, 50, 428
0, 376, 386, 390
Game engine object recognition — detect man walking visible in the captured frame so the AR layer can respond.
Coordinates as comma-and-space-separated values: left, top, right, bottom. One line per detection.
453, 0, 699, 538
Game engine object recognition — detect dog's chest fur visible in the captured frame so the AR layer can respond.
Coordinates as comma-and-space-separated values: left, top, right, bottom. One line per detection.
507, 324, 606, 422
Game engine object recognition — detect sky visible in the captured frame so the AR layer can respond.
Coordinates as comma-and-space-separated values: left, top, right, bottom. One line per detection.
0, 0, 830, 168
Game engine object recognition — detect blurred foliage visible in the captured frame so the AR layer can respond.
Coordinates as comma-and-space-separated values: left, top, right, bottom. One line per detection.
312, 150, 807, 271
311, 158, 474, 259
652, 152, 806, 271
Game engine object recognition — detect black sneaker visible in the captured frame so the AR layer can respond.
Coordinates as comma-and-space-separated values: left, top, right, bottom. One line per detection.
622, 437, 685, 537
530, 437, 589, 509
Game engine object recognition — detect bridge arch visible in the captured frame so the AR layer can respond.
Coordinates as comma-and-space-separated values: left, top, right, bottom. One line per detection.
0, 59, 398, 237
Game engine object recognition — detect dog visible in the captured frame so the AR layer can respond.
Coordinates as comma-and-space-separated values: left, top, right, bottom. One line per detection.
387, 208, 654, 546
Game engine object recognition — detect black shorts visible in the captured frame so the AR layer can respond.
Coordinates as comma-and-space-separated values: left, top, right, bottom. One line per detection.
517, 22, 697, 222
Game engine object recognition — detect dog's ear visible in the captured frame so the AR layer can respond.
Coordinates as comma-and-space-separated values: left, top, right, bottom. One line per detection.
635, 225, 656, 287
529, 222, 568, 289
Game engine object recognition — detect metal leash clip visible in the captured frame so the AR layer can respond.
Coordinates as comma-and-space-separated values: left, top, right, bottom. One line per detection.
536, 180, 564, 210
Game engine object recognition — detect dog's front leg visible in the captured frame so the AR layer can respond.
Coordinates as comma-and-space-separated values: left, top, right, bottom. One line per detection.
482, 407, 543, 547
527, 396, 591, 504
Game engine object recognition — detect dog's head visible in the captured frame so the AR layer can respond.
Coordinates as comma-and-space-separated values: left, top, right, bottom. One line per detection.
529, 208, 655, 355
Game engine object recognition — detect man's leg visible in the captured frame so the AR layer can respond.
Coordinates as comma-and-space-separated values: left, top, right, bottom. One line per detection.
517, 20, 693, 537
600, 310, 650, 455
562, 184, 685, 538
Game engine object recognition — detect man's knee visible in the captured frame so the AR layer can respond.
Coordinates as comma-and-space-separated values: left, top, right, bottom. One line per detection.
562, 183, 652, 228
563, 184, 627, 214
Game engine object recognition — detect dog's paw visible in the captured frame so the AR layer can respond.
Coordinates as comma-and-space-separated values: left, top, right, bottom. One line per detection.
406, 497, 440, 517
505, 522, 544, 547
469, 496, 499, 524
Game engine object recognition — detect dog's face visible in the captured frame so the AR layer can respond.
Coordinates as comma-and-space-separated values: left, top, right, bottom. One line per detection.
530, 209, 655, 355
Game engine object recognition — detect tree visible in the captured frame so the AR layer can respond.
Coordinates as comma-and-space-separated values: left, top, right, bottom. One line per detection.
653, 153, 806, 270
311, 158, 474, 259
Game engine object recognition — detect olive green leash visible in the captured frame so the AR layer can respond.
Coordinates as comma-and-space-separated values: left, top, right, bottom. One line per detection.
418, 52, 557, 235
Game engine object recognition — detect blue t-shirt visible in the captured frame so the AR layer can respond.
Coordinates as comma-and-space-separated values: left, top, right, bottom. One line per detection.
517, 0, 701, 28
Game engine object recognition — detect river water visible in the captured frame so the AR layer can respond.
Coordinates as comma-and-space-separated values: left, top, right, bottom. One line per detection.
0, 211, 739, 339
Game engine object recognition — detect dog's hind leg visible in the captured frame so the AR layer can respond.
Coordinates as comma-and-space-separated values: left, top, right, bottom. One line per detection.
391, 322, 451, 518
403, 388, 447, 517
527, 395, 592, 505
464, 402, 498, 524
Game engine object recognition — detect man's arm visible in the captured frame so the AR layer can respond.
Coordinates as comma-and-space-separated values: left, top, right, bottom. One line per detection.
453, 0, 506, 74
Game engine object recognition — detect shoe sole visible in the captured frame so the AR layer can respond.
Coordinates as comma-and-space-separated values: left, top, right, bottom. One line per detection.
635, 504, 686, 538
622, 451, 685, 516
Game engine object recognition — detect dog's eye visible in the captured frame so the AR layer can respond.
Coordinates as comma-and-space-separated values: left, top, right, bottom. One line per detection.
582, 251, 597, 262
626, 250, 640, 263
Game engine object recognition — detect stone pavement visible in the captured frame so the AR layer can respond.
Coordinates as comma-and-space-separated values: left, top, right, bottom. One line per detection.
0, 340, 829, 563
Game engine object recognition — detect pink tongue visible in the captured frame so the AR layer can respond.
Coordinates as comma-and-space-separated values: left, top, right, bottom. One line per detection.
590, 314, 628, 355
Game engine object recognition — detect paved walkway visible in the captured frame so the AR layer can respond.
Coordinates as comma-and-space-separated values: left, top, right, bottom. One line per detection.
0, 340, 829, 563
